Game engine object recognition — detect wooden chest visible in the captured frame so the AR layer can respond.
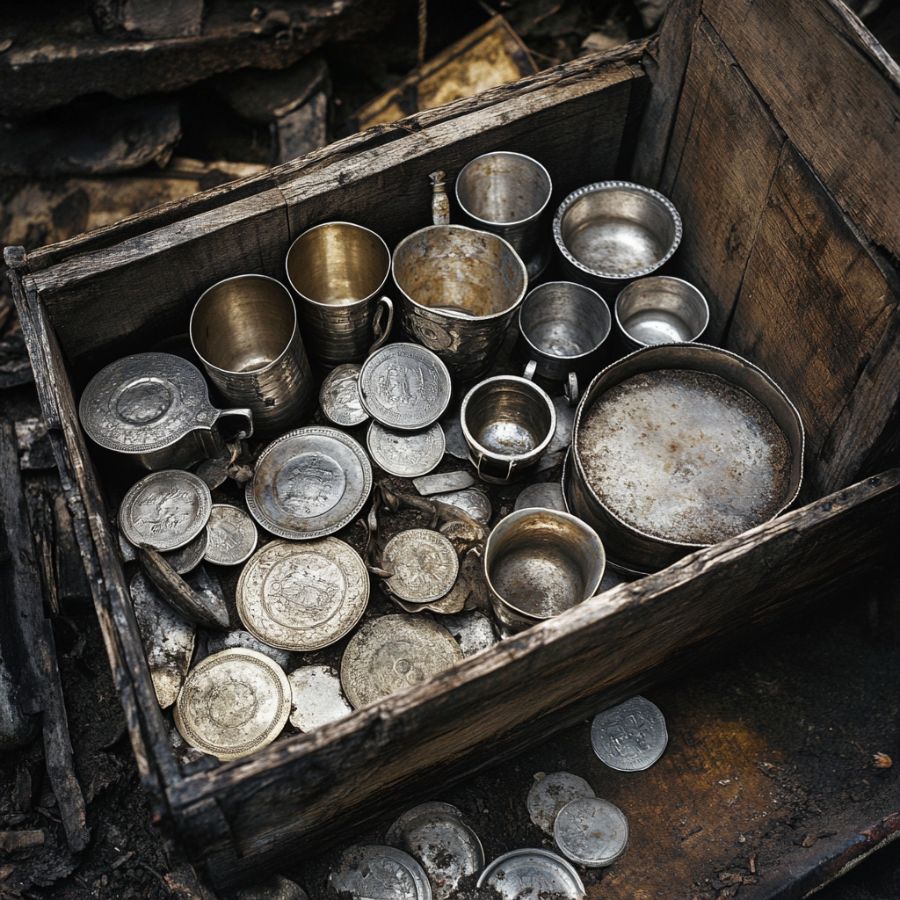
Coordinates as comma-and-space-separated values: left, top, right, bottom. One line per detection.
7, 0, 899, 887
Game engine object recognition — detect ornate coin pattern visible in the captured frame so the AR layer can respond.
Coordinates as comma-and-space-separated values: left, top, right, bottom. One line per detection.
590, 695, 668, 771
203, 504, 258, 566
319, 363, 369, 427
553, 797, 629, 867
329, 845, 432, 900
366, 421, 446, 477
382, 529, 459, 603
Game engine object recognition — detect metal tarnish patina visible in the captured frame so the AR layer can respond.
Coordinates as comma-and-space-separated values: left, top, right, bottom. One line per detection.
441, 611, 498, 656
120, 529, 207, 574
245, 426, 372, 540
591, 695, 668, 772
367, 421, 446, 477
412, 470, 476, 496
287, 665, 352, 732
476, 849, 585, 899
515, 481, 566, 512
434, 488, 492, 524
340, 614, 463, 709
382, 529, 459, 603
553, 797, 629, 867
173, 648, 290, 761
318, 363, 369, 427
204, 629, 291, 670
526, 771, 596, 835
203, 504, 258, 566
119, 469, 212, 552
237, 538, 369, 651
329, 845, 432, 900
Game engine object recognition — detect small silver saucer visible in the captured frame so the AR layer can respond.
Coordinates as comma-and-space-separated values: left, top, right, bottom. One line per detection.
319, 363, 369, 427
476, 848, 585, 899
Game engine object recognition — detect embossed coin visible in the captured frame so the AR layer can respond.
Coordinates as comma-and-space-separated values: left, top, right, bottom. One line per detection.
319, 363, 369, 427
119, 470, 212, 552
382, 529, 458, 603
366, 421, 445, 478
237, 539, 369, 652
527, 771, 596, 836
434, 488, 492, 524
329, 845, 432, 900
246, 426, 372, 540
204, 504, 258, 566
358, 343, 452, 431
476, 849, 585, 899
591, 695, 668, 771
554, 797, 629, 867
287, 665, 352, 732
173, 649, 291, 760
340, 614, 464, 709
515, 482, 567, 512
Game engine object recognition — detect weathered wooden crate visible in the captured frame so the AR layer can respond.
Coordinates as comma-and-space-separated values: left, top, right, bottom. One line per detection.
6, 0, 899, 887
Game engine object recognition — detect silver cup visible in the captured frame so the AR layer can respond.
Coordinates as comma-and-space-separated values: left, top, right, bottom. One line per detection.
285, 221, 394, 367
614, 276, 709, 350
190, 274, 314, 436
455, 151, 553, 281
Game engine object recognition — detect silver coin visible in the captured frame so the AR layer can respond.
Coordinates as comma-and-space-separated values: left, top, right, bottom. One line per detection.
358, 343, 452, 431
340, 614, 464, 709
433, 488, 492, 524
119, 469, 212, 552
476, 849, 585, 899
412, 470, 475, 496
386, 803, 465, 845
441, 414, 469, 461
515, 482, 567, 512
237, 538, 369, 652
319, 363, 369, 427
553, 797, 629, 868
287, 665, 352, 732
204, 503, 258, 566
329, 845, 432, 900
204, 629, 292, 670
382, 529, 459, 603
591, 695, 668, 771
366, 421, 445, 478
526, 771, 596, 836
173, 648, 291, 761
246, 426, 372, 540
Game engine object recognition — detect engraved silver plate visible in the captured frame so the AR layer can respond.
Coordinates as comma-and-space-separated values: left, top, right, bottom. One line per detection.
366, 421, 445, 478
119, 470, 212, 552
382, 529, 458, 603
476, 849, 585, 899
591, 695, 668, 771
173, 648, 291, 761
358, 343, 452, 431
204, 504, 258, 566
553, 797, 629, 867
319, 363, 369, 427
245, 426, 372, 540
434, 488, 492, 524
340, 614, 463, 709
515, 482, 567, 512
287, 665, 352, 732
329, 845, 432, 900
237, 538, 369, 651
526, 771, 596, 835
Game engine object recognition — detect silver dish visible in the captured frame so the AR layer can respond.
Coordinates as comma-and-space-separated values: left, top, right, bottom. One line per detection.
318, 362, 370, 427
476, 849, 585, 899
366, 421, 445, 478
329, 845, 432, 900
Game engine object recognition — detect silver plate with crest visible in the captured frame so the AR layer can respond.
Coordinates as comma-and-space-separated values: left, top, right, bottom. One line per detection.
329, 845, 432, 900
591, 695, 668, 771
366, 421, 445, 478
204, 503, 258, 566
382, 529, 458, 603
554, 797, 629, 867
319, 363, 369, 427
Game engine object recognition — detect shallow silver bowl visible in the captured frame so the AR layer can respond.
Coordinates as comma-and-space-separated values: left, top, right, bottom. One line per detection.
615, 275, 709, 349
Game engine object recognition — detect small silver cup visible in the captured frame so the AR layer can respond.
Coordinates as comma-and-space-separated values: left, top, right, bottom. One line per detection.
285, 221, 394, 367
614, 276, 709, 350
190, 274, 314, 436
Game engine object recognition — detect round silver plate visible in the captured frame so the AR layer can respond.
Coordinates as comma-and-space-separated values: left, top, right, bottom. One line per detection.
358, 343, 452, 431
591, 695, 668, 771
526, 771, 596, 836
515, 482, 566, 512
329, 845, 432, 900
366, 421, 446, 478
245, 426, 372, 540
382, 529, 459, 603
476, 849, 585, 899
319, 363, 369, 427
203, 503, 259, 566
119, 469, 212, 552
433, 488, 492, 524
237, 538, 369, 652
287, 665, 352, 732
554, 797, 629, 867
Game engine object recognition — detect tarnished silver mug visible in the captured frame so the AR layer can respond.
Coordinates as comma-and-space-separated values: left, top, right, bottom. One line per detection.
190, 274, 314, 435
285, 221, 394, 367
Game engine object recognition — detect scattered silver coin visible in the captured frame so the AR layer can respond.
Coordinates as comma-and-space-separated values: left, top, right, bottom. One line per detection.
441, 611, 498, 657
476, 849, 585, 899
340, 614, 464, 709
441, 414, 469, 461
386, 802, 465, 845
433, 488, 492, 524
591, 695, 668, 772
526, 771, 596, 836
237, 538, 369, 652
120, 469, 212, 552
204, 503, 258, 566
329, 845, 432, 900
319, 363, 369, 427
366, 421, 446, 478
287, 665, 352, 732
412, 470, 475, 496
204, 629, 292, 670
382, 529, 459, 603
514, 481, 566, 512
553, 797, 629, 868
358, 342, 452, 431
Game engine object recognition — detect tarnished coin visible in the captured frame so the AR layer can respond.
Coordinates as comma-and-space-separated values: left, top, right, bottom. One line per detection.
515, 482, 566, 512
319, 363, 369, 427
340, 615, 464, 709
204, 629, 292, 670
174, 649, 291, 760
358, 343, 452, 431
554, 797, 629, 867
366, 421, 445, 478
442, 611, 498, 657
329, 845, 432, 900
238, 539, 369, 652
386, 802, 465, 844
287, 665, 352, 732
382, 529, 458, 603
477, 849, 585, 899
204, 504, 258, 566
119, 470, 212, 552
591, 695, 668, 771
434, 488, 492, 524
527, 771, 596, 836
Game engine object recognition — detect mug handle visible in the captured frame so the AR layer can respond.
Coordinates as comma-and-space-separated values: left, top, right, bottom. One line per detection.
369, 296, 395, 354
214, 407, 254, 441
565, 372, 579, 406
476, 454, 515, 483
523, 360, 537, 381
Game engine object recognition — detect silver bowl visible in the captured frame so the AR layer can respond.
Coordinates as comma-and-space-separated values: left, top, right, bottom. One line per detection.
615, 276, 709, 350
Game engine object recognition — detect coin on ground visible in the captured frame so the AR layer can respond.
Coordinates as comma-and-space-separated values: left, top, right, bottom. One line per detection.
120, 470, 211, 552
382, 529, 458, 603
515, 481, 566, 512
341, 614, 464, 709
366, 421, 445, 477
476, 849, 585, 899
434, 488, 492, 524
204, 503, 258, 566
358, 342, 452, 430
591, 695, 668, 771
319, 363, 369, 427
329, 845, 432, 900
554, 797, 629, 867
237, 538, 369, 652
174, 649, 291, 760
287, 665, 352, 732
527, 771, 596, 835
